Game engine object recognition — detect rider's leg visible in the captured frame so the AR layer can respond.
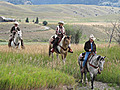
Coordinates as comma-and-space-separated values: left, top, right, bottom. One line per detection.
81, 52, 90, 73
51, 37, 59, 53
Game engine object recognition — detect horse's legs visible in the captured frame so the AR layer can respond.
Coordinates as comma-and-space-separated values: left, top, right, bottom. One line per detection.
90, 73, 95, 89
56, 54, 59, 60
52, 53, 54, 60
80, 69, 84, 83
63, 58, 66, 65
49, 44, 52, 57
63, 53, 67, 65
84, 71, 88, 84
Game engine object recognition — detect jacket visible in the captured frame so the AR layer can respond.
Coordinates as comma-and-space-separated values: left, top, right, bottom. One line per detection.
56, 25, 65, 35
10, 26, 20, 33
84, 40, 96, 52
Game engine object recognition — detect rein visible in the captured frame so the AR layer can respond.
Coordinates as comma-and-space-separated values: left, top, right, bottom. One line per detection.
58, 45, 68, 51
89, 62, 98, 69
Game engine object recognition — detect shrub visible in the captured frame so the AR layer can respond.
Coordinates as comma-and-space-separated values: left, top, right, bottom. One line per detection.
25, 17, 29, 23
43, 21, 48, 26
35, 17, 39, 24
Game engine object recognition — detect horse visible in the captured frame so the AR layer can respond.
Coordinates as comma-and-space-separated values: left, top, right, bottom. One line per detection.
49, 35, 71, 64
78, 53, 106, 89
10, 30, 22, 49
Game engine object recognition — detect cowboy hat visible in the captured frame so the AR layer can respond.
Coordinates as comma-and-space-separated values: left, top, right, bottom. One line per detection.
90, 34, 96, 40
14, 21, 19, 25
58, 21, 64, 24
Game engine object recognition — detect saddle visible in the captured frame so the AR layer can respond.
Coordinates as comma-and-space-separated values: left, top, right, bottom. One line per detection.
80, 52, 95, 71
80, 52, 95, 61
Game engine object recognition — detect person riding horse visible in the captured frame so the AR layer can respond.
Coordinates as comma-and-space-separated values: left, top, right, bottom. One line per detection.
81, 34, 97, 73
8, 22, 25, 49
51, 21, 73, 53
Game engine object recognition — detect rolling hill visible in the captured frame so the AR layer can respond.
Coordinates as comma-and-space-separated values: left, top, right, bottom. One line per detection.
0, 0, 120, 7
0, 1, 119, 42
0, 1, 120, 23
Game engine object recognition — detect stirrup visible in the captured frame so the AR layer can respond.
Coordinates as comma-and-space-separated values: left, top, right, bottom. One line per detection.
51, 48, 54, 53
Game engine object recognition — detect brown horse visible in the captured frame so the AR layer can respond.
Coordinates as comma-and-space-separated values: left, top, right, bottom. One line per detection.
49, 35, 71, 64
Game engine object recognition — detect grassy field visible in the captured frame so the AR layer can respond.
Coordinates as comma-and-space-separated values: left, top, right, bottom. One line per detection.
0, 43, 120, 89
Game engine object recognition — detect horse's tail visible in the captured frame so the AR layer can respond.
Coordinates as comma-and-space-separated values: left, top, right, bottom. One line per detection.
49, 43, 52, 57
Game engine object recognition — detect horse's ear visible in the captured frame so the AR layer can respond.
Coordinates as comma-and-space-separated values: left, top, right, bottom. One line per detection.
97, 55, 101, 61
69, 35, 71, 40
104, 56, 106, 59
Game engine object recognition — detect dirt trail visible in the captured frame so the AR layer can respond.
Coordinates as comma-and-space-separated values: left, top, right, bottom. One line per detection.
75, 81, 118, 90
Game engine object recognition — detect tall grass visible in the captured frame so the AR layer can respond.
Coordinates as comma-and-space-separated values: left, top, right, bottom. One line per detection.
96, 45, 120, 86
0, 44, 120, 89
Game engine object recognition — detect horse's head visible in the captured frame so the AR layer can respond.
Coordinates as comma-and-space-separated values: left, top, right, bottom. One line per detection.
63, 35, 71, 46
97, 56, 106, 71
16, 30, 22, 38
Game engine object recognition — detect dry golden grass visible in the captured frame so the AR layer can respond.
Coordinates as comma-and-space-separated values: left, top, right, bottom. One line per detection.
0, 44, 49, 54
0, 43, 116, 54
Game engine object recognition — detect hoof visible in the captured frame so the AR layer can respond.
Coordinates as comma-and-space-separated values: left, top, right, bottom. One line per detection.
79, 80, 83, 84
21, 46, 25, 49
85, 81, 88, 84
91, 87, 94, 89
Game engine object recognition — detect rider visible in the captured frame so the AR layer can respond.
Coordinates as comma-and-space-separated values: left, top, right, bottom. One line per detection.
51, 21, 73, 53
8, 21, 25, 49
81, 34, 96, 73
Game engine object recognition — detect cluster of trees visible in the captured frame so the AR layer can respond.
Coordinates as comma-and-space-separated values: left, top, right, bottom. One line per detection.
64, 25, 82, 44
25, 17, 48, 26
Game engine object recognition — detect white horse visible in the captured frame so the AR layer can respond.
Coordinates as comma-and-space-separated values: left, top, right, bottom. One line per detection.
78, 53, 106, 89
11, 30, 22, 49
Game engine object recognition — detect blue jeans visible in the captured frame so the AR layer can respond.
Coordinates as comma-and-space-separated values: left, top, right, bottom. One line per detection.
83, 52, 91, 67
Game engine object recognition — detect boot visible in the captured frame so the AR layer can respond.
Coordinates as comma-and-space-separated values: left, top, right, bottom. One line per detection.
21, 39, 25, 49
68, 47, 73, 53
51, 48, 54, 53
21, 46, 25, 49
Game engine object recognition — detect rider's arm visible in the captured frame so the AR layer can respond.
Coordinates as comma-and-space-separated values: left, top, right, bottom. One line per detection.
17, 27, 20, 31
10, 26, 14, 33
62, 27, 66, 35
92, 43, 96, 52
56, 27, 59, 35
84, 42, 89, 52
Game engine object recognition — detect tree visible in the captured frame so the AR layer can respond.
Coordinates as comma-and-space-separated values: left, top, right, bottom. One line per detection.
43, 21, 48, 26
25, 17, 29, 23
105, 20, 120, 47
75, 29, 82, 44
35, 17, 39, 24
65, 25, 82, 44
